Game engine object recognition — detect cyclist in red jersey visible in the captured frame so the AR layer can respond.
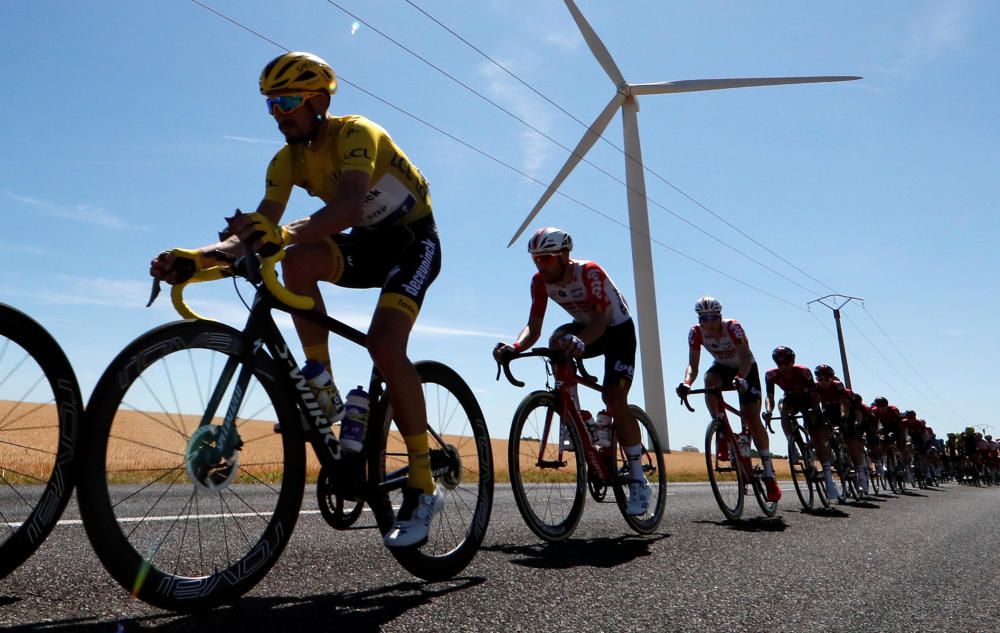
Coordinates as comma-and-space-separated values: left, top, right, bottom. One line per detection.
849, 391, 880, 490
763, 346, 840, 501
899, 409, 921, 484
870, 397, 903, 477
814, 364, 871, 495
676, 297, 780, 502
494, 227, 650, 515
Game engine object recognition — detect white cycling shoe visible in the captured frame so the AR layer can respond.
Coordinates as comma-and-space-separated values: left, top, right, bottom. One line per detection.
626, 480, 651, 516
384, 487, 444, 548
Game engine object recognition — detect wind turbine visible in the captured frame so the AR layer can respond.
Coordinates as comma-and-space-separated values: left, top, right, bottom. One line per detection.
508, 0, 860, 450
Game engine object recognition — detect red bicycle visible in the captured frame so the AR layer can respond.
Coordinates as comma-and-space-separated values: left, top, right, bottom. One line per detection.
497, 348, 667, 541
680, 387, 778, 520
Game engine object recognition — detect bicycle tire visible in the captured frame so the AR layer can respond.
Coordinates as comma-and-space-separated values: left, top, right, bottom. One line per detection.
77, 320, 306, 611
788, 433, 815, 510
705, 418, 744, 521
611, 405, 667, 534
506, 390, 585, 542
0, 303, 81, 579
751, 467, 778, 517
368, 360, 493, 580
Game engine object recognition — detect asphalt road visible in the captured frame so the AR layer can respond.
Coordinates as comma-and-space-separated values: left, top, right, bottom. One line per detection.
2, 481, 999, 632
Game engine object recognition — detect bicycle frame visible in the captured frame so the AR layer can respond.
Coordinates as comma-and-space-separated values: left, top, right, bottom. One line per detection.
548, 360, 612, 482
191, 279, 415, 500
684, 388, 755, 482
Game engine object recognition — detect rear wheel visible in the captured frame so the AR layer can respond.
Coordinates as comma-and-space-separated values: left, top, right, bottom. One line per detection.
705, 418, 744, 521
508, 391, 585, 542
611, 405, 667, 534
76, 320, 306, 611
0, 304, 81, 579
368, 361, 493, 580
752, 466, 778, 517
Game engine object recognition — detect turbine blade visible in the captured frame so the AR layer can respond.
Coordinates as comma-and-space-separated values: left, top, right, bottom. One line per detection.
507, 93, 625, 247
564, 0, 626, 87
629, 76, 861, 95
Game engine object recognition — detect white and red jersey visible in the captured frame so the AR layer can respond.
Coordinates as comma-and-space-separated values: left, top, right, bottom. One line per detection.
528, 260, 631, 326
688, 319, 755, 369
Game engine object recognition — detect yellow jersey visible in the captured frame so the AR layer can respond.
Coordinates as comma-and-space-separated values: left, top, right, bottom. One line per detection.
264, 114, 432, 227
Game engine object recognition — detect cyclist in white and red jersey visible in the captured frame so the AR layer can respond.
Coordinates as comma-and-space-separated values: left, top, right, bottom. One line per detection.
676, 297, 780, 502
494, 227, 650, 515
763, 346, 840, 501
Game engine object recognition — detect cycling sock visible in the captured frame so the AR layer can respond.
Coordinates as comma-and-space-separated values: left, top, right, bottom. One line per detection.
403, 432, 435, 494
303, 343, 331, 370
624, 444, 646, 482
760, 451, 775, 477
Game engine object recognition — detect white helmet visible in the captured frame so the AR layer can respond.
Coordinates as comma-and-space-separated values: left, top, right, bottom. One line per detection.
694, 296, 722, 316
527, 227, 572, 255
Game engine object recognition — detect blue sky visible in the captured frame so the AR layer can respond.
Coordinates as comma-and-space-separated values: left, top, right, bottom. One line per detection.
2, 1, 997, 450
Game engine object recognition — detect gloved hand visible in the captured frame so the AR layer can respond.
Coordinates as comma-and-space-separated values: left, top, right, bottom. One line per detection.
493, 342, 517, 361
556, 333, 585, 358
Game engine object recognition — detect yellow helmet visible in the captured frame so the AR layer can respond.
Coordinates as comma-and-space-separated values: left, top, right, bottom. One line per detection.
259, 52, 337, 95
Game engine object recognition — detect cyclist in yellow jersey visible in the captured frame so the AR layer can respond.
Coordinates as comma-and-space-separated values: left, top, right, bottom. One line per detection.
150, 52, 442, 548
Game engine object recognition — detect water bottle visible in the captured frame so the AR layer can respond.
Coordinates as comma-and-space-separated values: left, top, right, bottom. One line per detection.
737, 431, 752, 458
593, 410, 613, 448
339, 386, 370, 453
302, 360, 345, 424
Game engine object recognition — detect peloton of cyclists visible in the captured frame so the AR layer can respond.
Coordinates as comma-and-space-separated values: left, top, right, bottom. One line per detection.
677, 297, 781, 502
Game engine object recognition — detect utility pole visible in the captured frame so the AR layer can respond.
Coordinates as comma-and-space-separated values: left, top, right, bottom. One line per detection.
808, 295, 863, 390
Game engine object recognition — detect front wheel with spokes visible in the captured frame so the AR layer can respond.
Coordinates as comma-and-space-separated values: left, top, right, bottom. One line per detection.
76, 320, 306, 611
611, 405, 667, 534
368, 361, 493, 580
705, 418, 745, 521
507, 391, 586, 542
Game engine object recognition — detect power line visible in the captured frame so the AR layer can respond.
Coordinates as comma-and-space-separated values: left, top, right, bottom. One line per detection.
323, 0, 823, 297
403, 0, 840, 295
859, 304, 963, 420
841, 313, 952, 421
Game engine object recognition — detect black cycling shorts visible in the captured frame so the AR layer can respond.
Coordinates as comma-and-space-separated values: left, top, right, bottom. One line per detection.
780, 392, 823, 433
705, 362, 762, 407
554, 319, 636, 390
326, 215, 441, 323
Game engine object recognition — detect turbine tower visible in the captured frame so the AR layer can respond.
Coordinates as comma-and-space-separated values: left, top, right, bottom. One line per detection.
508, 0, 860, 449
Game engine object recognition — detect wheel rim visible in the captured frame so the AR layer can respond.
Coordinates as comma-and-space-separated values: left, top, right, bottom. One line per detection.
706, 422, 744, 520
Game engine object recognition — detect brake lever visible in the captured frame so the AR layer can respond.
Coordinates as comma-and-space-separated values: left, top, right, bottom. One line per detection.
146, 278, 161, 307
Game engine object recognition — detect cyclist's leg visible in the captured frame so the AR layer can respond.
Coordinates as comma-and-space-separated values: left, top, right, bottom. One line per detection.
367, 221, 443, 547
592, 321, 649, 515
809, 408, 839, 501
282, 240, 342, 366
703, 364, 728, 421
738, 366, 779, 500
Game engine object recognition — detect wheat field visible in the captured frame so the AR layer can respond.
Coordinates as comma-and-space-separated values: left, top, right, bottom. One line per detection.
2, 400, 791, 485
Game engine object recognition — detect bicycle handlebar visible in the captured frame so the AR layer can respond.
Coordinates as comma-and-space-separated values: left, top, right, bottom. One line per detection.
148, 215, 316, 320
494, 347, 597, 389
680, 386, 774, 433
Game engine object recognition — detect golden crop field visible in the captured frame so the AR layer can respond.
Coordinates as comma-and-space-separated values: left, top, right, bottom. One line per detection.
2, 400, 789, 484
